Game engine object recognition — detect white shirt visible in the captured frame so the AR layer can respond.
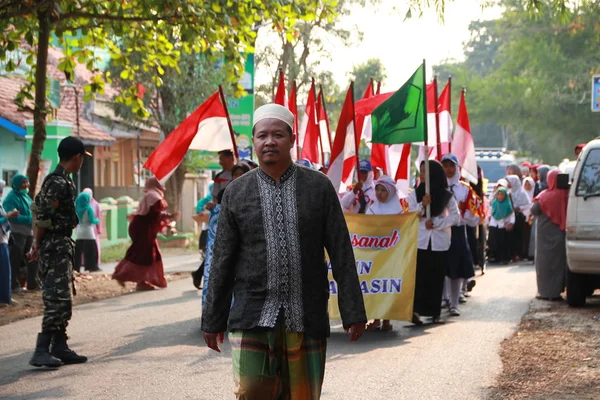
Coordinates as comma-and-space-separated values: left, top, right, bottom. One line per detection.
408, 191, 460, 251
340, 186, 375, 214
488, 213, 516, 229
76, 211, 97, 240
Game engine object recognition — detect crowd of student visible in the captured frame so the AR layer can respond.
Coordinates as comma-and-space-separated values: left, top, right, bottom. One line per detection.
336, 154, 571, 327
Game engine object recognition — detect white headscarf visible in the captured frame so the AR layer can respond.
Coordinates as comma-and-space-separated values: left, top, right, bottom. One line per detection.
506, 175, 530, 209
368, 176, 403, 215
522, 177, 535, 201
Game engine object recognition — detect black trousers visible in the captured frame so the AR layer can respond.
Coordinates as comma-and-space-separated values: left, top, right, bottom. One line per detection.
511, 212, 526, 259
75, 239, 99, 272
9, 232, 40, 290
493, 227, 511, 263
413, 248, 447, 318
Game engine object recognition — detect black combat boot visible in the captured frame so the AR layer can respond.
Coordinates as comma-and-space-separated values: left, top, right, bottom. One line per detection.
50, 331, 88, 364
29, 332, 63, 368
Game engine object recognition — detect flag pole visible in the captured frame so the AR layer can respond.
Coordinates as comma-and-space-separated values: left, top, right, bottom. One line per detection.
370, 77, 375, 96
319, 84, 333, 150
312, 78, 325, 166
433, 75, 442, 161
423, 60, 431, 219
218, 85, 239, 160
292, 80, 300, 160
350, 81, 360, 178
447, 76, 453, 153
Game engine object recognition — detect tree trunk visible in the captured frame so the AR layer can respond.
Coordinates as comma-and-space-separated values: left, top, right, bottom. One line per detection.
164, 162, 186, 227
27, 8, 51, 199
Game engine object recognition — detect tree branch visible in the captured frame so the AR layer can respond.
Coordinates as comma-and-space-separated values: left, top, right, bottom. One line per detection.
0, 2, 39, 20
57, 11, 183, 23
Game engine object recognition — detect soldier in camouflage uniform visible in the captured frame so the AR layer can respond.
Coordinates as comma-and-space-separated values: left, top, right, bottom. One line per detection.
29, 136, 89, 368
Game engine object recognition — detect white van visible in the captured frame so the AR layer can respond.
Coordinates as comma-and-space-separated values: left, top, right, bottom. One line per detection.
563, 138, 600, 306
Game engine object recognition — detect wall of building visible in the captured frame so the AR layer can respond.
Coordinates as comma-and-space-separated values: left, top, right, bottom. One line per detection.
0, 126, 26, 182
95, 186, 144, 202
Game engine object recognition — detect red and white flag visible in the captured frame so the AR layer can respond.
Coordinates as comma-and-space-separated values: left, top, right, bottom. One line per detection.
416, 81, 451, 166
289, 80, 299, 160
438, 81, 453, 156
362, 79, 375, 100
453, 90, 477, 183
299, 82, 320, 164
388, 143, 412, 198
316, 88, 332, 158
144, 91, 233, 182
327, 85, 356, 192
274, 69, 286, 106
354, 92, 393, 174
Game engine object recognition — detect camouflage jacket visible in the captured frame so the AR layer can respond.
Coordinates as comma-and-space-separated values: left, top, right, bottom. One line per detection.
32, 165, 78, 235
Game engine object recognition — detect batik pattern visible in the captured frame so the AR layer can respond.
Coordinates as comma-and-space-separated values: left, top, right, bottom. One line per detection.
257, 165, 304, 332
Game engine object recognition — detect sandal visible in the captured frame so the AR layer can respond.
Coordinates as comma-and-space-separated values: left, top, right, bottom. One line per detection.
366, 320, 381, 332
381, 321, 393, 331
136, 282, 156, 291
430, 316, 446, 324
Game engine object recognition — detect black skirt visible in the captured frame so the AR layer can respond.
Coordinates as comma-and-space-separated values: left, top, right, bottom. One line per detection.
466, 226, 479, 267
446, 225, 475, 280
413, 248, 447, 318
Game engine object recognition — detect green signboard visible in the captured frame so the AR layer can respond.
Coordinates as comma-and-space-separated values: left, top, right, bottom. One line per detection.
187, 54, 255, 171
228, 53, 255, 160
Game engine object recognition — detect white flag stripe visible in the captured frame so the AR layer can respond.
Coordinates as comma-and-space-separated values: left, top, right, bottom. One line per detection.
439, 110, 453, 144
327, 121, 355, 193
319, 120, 331, 153
188, 116, 231, 152
453, 124, 478, 183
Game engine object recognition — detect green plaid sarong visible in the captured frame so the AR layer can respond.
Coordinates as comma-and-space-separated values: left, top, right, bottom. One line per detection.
229, 322, 327, 400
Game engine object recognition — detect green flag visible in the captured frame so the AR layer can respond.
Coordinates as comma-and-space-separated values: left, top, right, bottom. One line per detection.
371, 63, 427, 144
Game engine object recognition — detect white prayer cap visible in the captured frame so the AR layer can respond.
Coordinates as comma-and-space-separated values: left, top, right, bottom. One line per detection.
253, 104, 294, 130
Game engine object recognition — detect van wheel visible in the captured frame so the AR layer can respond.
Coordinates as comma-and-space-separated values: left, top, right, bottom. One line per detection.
567, 269, 587, 307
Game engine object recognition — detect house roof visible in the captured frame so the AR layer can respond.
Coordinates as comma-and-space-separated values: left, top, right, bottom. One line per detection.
0, 75, 115, 145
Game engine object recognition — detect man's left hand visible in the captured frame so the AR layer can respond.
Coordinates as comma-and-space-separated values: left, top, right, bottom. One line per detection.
345, 322, 365, 342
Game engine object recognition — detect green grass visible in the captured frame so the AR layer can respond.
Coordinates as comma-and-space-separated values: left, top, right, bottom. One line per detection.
101, 242, 131, 264
100, 234, 201, 264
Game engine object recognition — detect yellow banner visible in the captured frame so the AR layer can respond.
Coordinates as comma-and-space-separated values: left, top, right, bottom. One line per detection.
328, 213, 419, 322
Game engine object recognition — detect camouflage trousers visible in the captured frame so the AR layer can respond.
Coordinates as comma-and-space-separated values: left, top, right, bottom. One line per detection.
39, 235, 74, 333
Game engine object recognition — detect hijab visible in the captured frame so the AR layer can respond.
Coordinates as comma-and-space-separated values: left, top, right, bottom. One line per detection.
416, 160, 453, 218
82, 188, 98, 205
368, 175, 403, 215
75, 192, 98, 223
3, 174, 32, 219
491, 187, 514, 220
536, 169, 569, 231
522, 177, 536, 201
506, 175, 531, 209
538, 165, 550, 191
506, 164, 523, 179
135, 177, 165, 216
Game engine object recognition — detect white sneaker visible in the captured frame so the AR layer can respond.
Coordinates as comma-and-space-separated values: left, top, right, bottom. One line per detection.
449, 307, 461, 316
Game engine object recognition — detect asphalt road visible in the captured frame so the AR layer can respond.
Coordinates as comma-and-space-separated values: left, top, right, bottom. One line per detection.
0, 262, 535, 400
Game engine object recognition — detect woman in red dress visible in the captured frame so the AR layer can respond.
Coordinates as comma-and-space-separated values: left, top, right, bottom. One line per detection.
113, 178, 177, 290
